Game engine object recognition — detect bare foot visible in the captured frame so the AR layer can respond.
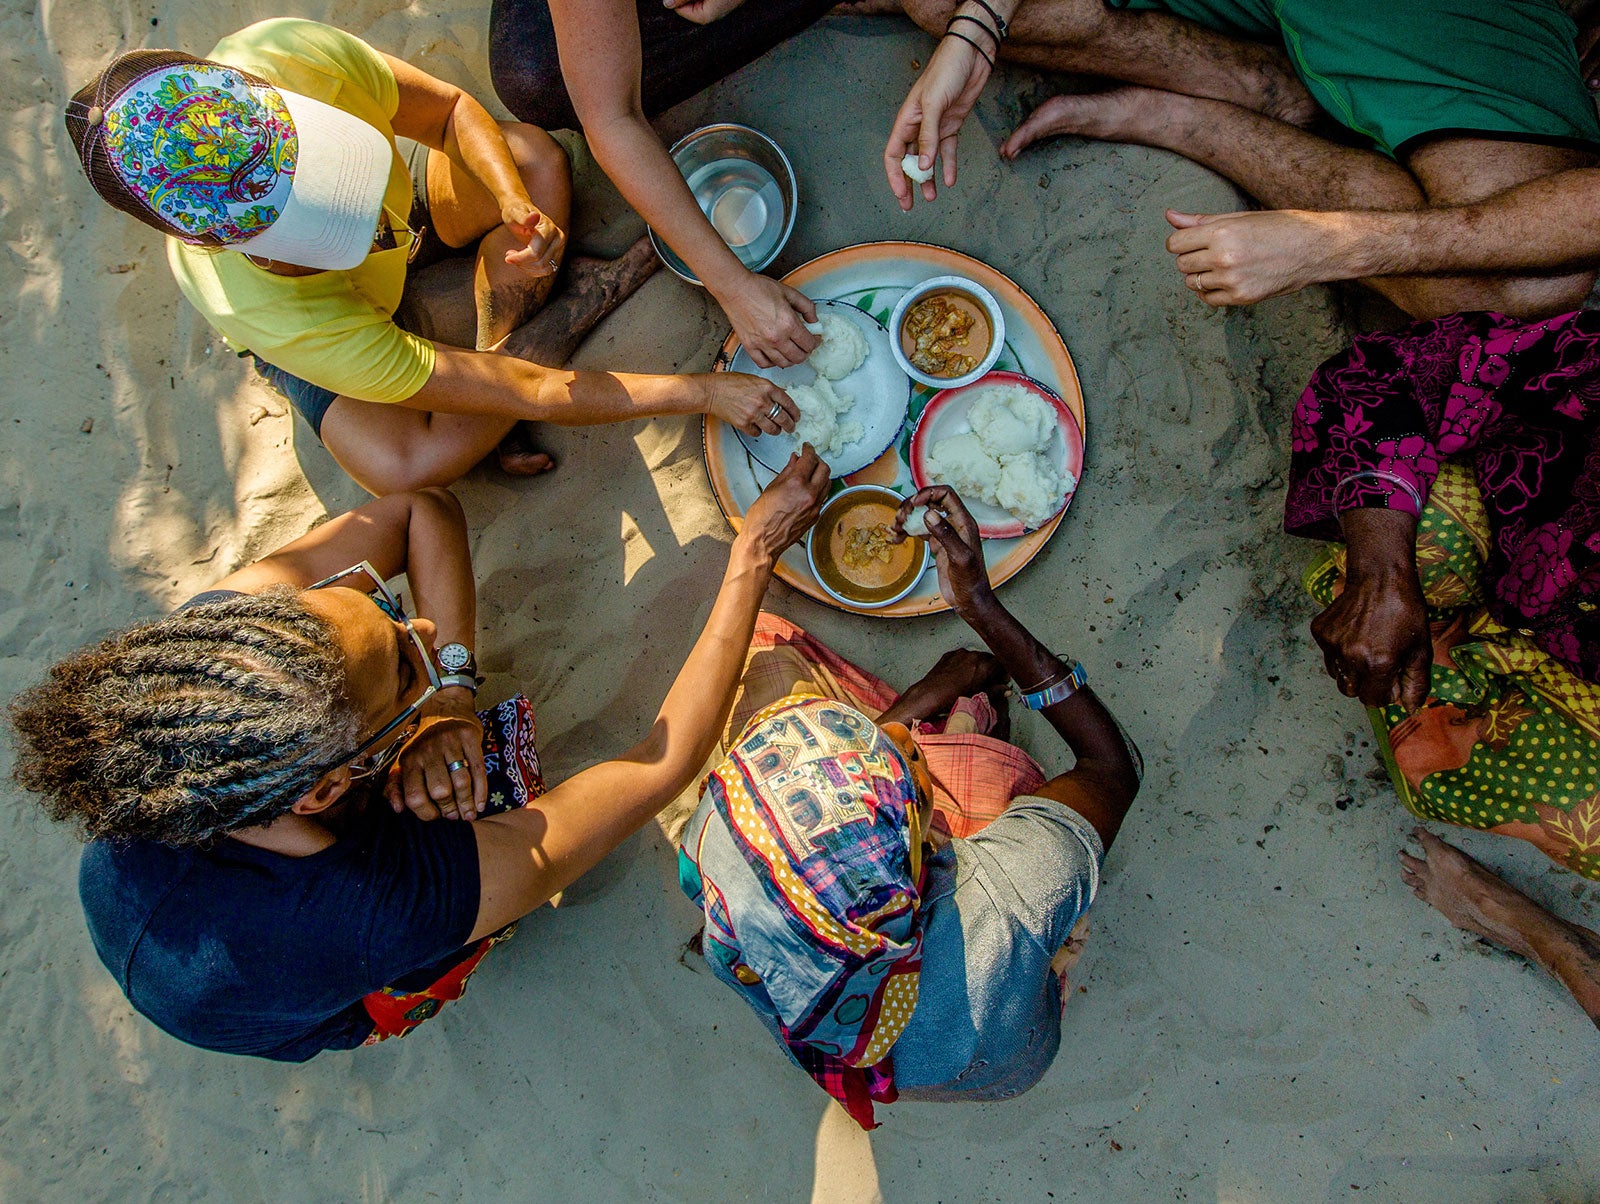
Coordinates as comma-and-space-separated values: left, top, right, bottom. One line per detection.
1398, 827, 1544, 960
999, 86, 1181, 160
499, 235, 661, 367
495, 421, 556, 478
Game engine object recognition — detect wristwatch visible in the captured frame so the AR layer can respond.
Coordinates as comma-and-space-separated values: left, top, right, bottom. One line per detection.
434, 642, 481, 694
1019, 662, 1086, 710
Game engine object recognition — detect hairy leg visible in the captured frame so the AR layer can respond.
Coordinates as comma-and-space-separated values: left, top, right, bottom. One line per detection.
1401, 827, 1600, 1026
425, 122, 574, 349
318, 400, 544, 497
1401, 137, 1600, 318
1001, 87, 1597, 317
898, 0, 1316, 124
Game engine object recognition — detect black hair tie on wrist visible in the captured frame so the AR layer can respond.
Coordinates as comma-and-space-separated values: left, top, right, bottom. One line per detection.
947, 14, 1000, 53
966, 0, 1009, 39
943, 25, 996, 70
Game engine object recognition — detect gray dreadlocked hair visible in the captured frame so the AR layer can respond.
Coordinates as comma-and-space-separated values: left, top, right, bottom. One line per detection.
8, 588, 364, 847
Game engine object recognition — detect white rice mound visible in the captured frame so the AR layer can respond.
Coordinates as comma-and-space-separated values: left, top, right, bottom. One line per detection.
789, 376, 864, 457
900, 153, 935, 183
807, 314, 869, 381
925, 384, 1074, 527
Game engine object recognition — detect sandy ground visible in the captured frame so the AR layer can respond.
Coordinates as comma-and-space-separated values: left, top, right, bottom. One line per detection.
4, 1, 1600, 1200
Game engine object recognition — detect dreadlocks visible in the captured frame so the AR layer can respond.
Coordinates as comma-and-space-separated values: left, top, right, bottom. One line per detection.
8, 588, 362, 846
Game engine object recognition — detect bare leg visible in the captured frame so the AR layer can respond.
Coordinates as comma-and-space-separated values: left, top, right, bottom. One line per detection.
317, 401, 527, 497
898, 0, 1317, 125
424, 122, 574, 349
1401, 827, 1600, 1026
498, 234, 663, 366
1001, 87, 1598, 318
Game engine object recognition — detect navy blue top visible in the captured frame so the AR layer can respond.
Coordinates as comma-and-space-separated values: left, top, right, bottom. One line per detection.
79, 801, 482, 1060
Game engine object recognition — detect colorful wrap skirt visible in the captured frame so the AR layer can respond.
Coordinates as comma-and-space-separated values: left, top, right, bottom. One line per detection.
1308, 463, 1600, 878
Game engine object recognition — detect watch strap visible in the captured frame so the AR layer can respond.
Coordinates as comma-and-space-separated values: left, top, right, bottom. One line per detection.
438, 672, 480, 695
1020, 662, 1086, 710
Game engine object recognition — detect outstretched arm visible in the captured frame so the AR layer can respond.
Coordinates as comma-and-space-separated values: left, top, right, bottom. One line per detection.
1166, 168, 1600, 306
895, 486, 1140, 847
545, 0, 819, 368
465, 447, 831, 939
403, 346, 800, 440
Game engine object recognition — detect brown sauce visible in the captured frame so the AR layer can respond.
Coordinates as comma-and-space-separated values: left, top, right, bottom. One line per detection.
900, 289, 991, 378
813, 496, 925, 604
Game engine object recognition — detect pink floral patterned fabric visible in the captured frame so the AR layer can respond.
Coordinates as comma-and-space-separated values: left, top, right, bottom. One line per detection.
1286, 309, 1600, 682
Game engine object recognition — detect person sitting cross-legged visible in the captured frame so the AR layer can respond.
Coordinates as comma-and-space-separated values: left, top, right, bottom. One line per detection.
676, 487, 1141, 1127
6, 452, 828, 1058
882, 0, 1600, 321
68, 19, 796, 496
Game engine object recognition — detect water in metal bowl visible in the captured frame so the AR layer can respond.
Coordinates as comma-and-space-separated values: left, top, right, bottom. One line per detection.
651, 124, 797, 284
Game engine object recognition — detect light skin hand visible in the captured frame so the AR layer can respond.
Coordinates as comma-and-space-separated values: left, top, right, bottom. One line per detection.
718, 274, 820, 370
704, 371, 800, 436
664, 0, 747, 23
387, 688, 487, 821
1311, 507, 1431, 712
1166, 208, 1355, 306
738, 443, 831, 559
885, 37, 991, 211
501, 200, 566, 279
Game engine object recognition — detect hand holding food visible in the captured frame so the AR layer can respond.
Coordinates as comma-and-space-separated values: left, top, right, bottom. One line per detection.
739, 443, 832, 559
924, 381, 1074, 528
894, 486, 994, 616
884, 33, 993, 210
706, 372, 800, 436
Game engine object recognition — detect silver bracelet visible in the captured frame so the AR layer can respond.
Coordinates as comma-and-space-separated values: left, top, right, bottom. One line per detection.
1332, 469, 1424, 516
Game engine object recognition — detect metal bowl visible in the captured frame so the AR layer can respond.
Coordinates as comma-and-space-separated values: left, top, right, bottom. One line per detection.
806, 485, 931, 610
650, 124, 798, 285
889, 275, 1006, 390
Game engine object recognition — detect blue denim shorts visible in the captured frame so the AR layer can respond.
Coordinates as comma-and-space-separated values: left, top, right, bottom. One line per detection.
249, 355, 338, 440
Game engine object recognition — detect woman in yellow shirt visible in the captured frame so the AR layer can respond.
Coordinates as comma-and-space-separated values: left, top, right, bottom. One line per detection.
67, 20, 796, 495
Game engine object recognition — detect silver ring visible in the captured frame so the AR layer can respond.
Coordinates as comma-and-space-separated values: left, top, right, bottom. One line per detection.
446, 759, 469, 774
767, 402, 783, 420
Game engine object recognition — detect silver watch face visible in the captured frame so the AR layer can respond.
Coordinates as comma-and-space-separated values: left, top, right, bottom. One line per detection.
436, 642, 472, 672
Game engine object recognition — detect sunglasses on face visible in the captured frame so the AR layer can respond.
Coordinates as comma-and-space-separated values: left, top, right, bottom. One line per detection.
308, 561, 440, 779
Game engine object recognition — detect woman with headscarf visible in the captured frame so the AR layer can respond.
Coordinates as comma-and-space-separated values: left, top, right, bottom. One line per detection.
677, 487, 1142, 1127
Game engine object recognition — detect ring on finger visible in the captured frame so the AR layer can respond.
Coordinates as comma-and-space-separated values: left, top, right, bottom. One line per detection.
767, 401, 784, 421
446, 759, 469, 774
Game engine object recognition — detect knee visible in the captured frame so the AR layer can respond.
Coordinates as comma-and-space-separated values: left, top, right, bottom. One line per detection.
412, 484, 466, 523
500, 122, 570, 191
1401, 272, 1597, 323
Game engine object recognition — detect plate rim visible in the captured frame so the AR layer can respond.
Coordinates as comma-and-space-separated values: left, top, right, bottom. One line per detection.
706, 241, 1085, 618
908, 369, 1085, 540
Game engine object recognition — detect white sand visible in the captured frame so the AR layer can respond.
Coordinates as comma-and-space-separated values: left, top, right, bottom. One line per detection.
3, 6, 1599, 1200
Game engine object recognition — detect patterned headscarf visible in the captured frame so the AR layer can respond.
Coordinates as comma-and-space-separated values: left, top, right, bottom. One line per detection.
679, 694, 925, 1128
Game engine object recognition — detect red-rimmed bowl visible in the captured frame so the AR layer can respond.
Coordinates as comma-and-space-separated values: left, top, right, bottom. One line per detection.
909, 370, 1084, 540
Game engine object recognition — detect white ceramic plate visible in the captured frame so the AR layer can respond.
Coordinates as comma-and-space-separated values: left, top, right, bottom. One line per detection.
731, 299, 912, 476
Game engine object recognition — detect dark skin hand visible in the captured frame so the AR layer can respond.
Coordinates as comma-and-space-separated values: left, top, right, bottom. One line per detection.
877, 649, 1007, 729
1310, 507, 1431, 712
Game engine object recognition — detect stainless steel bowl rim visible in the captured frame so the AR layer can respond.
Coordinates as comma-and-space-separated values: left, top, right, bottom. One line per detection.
649, 124, 799, 285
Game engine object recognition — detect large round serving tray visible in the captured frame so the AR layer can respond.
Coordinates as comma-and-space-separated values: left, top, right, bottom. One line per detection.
705, 241, 1086, 616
